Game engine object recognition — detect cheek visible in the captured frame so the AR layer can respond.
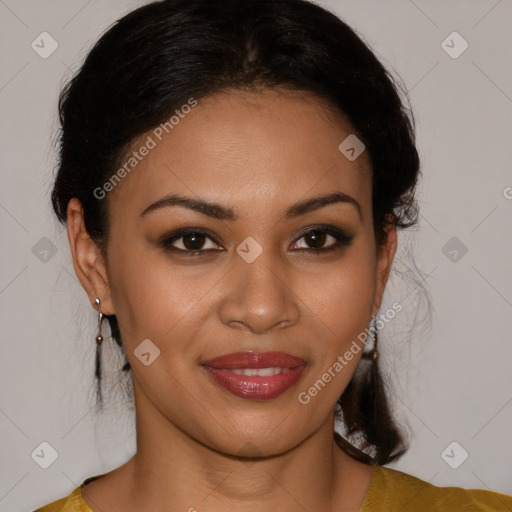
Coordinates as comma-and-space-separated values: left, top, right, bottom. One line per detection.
304, 248, 375, 337
107, 243, 220, 357
108, 232, 377, 347
294, 244, 376, 397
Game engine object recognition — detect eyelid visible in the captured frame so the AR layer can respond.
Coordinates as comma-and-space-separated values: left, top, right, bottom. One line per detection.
290, 225, 353, 251
158, 227, 223, 251
292, 224, 349, 241
158, 227, 221, 243
159, 224, 353, 255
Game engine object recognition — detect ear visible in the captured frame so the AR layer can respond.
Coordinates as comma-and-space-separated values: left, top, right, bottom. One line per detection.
66, 198, 115, 315
371, 216, 397, 316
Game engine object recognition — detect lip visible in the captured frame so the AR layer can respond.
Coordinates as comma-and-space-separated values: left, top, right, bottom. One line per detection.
202, 351, 307, 400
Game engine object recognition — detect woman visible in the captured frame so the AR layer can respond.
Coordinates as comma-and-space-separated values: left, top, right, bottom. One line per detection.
34, 0, 512, 510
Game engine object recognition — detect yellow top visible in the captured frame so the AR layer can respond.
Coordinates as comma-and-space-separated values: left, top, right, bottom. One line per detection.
33, 463, 512, 511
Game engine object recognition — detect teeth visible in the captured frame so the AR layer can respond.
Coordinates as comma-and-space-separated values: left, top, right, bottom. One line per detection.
230, 367, 287, 376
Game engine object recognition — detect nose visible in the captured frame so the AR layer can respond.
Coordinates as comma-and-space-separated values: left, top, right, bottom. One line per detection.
218, 250, 300, 334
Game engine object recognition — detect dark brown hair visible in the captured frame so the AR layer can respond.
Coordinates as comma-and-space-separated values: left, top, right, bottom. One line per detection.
51, 0, 420, 466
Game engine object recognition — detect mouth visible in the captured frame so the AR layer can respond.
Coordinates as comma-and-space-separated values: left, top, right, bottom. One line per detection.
201, 351, 307, 400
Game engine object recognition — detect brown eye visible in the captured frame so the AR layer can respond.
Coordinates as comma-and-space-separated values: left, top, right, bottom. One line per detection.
160, 229, 221, 254
180, 232, 207, 250
304, 229, 328, 249
291, 226, 353, 253
160, 225, 353, 256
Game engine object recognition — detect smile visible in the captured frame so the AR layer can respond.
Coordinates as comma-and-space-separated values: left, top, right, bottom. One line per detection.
230, 367, 291, 376
201, 351, 307, 400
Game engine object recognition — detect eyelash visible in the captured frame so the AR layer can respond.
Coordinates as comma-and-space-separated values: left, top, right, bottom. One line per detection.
159, 225, 354, 256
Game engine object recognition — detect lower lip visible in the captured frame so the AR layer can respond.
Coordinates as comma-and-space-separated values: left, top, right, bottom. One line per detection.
202, 365, 307, 400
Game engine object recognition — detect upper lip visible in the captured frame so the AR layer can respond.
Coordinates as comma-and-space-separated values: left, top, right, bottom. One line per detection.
202, 351, 307, 369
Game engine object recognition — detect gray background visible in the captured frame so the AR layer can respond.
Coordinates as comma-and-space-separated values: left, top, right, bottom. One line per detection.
1, 0, 511, 510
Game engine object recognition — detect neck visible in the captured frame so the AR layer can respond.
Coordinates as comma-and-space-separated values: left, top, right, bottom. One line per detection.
120, 380, 370, 512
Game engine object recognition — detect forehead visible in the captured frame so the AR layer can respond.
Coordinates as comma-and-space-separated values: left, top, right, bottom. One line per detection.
108, 87, 372, 222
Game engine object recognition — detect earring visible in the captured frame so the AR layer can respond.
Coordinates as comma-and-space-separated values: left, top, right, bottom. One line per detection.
93, 298, 104, 405
370, 315, 379, 360
362, 315, 379, 361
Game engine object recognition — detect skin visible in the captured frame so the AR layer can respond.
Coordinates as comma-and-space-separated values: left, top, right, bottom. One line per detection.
67, 86, 397, 512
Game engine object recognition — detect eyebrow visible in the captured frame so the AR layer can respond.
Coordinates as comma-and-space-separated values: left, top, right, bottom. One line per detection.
140, 191, 362, 220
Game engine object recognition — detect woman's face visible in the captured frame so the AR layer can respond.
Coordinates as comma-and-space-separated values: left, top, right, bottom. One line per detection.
83, 87, 396, 456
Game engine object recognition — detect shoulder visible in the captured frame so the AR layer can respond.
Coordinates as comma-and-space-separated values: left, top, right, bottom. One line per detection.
32, 488, 83, 512
33, 474, 103, 512
360, 464, 512, 512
